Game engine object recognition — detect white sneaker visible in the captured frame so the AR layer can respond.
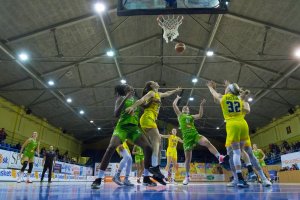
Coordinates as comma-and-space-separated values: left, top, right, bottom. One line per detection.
183, 177, 190, 185
27, 177, 32, 183
17, 177, 22, 183
226, 180, 237, 187
262, 179, 272, 187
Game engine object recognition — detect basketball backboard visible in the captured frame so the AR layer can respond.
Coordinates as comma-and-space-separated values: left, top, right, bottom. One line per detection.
117, 0, 229, 16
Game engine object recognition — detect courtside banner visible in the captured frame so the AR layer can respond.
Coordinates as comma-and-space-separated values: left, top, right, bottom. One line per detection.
281, 152, 300, 168
33, 157, 44, 172
7, 152, 22, 169
0, 149, 11, 168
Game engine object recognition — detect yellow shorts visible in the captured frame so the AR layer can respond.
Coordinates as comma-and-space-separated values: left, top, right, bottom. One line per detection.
140, 111, 157, 129
225, 119, 251, 147
166, 148, 177, 160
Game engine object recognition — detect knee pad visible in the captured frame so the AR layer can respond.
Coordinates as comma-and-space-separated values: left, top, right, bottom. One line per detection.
28, 162, 33, 173
21, 161, 28, 171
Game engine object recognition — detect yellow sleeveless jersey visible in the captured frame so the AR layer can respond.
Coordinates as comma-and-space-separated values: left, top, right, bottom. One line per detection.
144, 91, 161, 119
168, 135, 179, 149
116, 141, 130, 155
221, 93, 244, 121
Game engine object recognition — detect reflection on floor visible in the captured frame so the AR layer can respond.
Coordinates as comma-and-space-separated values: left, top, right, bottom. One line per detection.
0, 181, 299, 200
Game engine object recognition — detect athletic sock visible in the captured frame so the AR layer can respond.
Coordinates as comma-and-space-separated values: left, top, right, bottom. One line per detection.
246, 164, 254, 173
257, 169, 267, 181
98, 170, 105, 178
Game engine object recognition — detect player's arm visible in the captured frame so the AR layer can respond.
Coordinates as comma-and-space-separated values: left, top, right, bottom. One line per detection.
37, 141, 40, 157
207, 81, 222, 103
177, 137, 184, 143
192, 99, 206, 120
125, 91, 154, 114
132, 146, 138, 155
42, 155, 46, 166
243, 101, 250, 114
159, 87, 181, 98
172, 95, 182, 116
160, 134, 170, 139
259, 149, 266, 160
19, 138, 31, 156
114, 90, 134, 117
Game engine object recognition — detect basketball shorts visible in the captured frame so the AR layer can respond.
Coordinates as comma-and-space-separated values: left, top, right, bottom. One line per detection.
140, 111, 157, 129
225, 119, 251, 147
113, 124, 143, 143
182, 130, 202, 151
167, 148, 177, 160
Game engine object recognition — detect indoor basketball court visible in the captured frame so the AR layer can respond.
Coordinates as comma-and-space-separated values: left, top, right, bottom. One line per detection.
0, 0, 300, 200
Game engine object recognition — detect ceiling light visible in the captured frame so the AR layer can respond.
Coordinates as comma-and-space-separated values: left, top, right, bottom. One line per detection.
120, 79, 127, 84
189, 97, 194, 101
216, 127, 220, 130
97, 127, 101, 130
206, 50, 214, 57
94, 2, 106, 13
19, 53, 29, 61
66, 98, 72, 103
192, 78, 198, 83
90, 120, 94, 123
294, 48, 300, 58
79, 110, 85, 115
48, 80, 55, 86
106, 50, 115, 57
248, 97, 253, 102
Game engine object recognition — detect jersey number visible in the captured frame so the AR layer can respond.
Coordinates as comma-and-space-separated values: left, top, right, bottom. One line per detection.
226, 101, 241, 113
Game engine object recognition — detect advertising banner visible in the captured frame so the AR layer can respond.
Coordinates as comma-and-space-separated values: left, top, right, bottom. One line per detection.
281, 152, 300, 168
0, 149, 11, 168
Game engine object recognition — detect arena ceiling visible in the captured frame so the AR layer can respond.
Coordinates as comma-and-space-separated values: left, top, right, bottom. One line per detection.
0, 0, 300, 145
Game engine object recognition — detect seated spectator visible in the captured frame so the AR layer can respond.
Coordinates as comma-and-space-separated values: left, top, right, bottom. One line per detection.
291, 164, 299, 171
15, 142, 21, 150
0, 128, 7, 144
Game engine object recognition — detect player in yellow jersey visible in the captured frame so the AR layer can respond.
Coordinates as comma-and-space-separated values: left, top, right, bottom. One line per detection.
160, 128, 183, 183
113, 140, 134, 186
208, 81, 271, 188
126, 81, 181, 185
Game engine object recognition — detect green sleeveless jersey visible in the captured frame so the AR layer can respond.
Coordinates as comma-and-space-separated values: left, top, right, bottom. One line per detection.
117, 97, 140, 126
24, 139, 37, 154
253, 149, 264, 160
135, 146, 144, 156
178, 113, 197, 134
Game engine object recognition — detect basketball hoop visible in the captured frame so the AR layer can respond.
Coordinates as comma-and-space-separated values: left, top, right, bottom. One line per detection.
157, 15, 184, 43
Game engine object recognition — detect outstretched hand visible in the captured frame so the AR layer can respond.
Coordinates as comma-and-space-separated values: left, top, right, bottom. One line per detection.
125, 107, 135, 115
175, 95, 182, 100
175, 87, 182, 92
200, 99, 206, 105
207, 80, 216, 88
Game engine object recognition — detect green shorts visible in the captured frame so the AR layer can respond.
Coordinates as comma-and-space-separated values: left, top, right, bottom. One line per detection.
135, 155, 144, 163
259, 159, 266, 167
182, 131, 202, 151
22, 151, 35, 163
113, 124, 143, 143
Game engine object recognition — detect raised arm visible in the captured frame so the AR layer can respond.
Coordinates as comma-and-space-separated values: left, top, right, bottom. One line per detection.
125, 91, 155, 114
114, 91, 133, 117
207, 81, 222, 103
172, 95, 182, 116
159, 87, 181, 98
192, 99, 206, 120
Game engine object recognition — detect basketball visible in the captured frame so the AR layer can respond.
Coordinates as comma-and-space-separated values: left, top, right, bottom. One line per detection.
175, 42, 186, 53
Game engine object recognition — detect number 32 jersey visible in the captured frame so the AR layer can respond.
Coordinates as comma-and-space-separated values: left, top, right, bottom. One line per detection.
221, 93, 244, 121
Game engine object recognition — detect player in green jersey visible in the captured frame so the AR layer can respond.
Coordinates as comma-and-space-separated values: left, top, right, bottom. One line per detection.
132, 145, 144, 183
17, 132, 40, 183
173, 95, 225, 185
91, 84, 164, 189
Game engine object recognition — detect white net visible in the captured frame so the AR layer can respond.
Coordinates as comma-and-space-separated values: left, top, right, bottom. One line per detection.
157, 15, 184, 43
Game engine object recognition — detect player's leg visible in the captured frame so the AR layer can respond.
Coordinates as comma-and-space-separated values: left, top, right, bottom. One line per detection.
198, 135, 224, 163
183, 150, 192, 185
